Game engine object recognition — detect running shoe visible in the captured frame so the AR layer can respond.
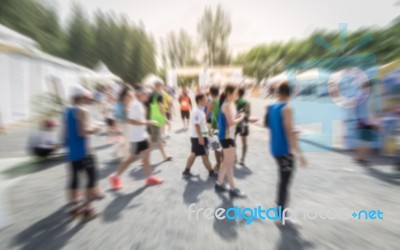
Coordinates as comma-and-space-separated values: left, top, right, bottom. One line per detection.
209, 171, 218, 178
229, 188, 247, 198
214, 183, 228, 192
108, 174, 122, 190
182, 170, 199, 178
146, 176, 164, 185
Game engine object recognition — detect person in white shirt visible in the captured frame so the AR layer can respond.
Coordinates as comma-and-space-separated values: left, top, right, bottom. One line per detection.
31, 119, 59, 157
182, 93, 218, 178
109, 86, 164, 189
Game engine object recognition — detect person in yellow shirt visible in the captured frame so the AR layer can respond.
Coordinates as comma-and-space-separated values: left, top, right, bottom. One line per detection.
162, 87, 173, 138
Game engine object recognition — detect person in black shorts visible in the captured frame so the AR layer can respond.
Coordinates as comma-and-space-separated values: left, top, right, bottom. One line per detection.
109, 86, 164, 189
182, 94, 218, 178
235, 87, 251, 165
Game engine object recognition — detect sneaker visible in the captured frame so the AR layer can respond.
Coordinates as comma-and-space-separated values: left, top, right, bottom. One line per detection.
229, 188, 246, 198
108, 174, 122, 190
214, 183, 228, 192
182, 170, 199, 178
209, 171, 218, 178
146, 176, 164, 185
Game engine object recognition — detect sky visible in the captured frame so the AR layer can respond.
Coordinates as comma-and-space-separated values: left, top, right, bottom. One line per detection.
49, 0, 400, 55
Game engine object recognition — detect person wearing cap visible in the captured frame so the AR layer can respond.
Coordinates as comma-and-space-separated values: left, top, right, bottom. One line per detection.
109, 86, 164, 189
146, 79, 173, 162
30, 119, 60, 158
63, 85, 101, 221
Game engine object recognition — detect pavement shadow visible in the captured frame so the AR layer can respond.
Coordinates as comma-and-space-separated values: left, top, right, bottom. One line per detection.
234, 164, 253, 180
213, 192, 238, 241
12, 205, 85, 250
182, 177, 214, 204
93, 143, 113, 151
363, 165, 400, 186
129, 162, 164, 180
2, 154, 66, 179
276, 225, 314, 250
102, 186, 148, 222
98, 158, 123, 180
174, 128, 188, 134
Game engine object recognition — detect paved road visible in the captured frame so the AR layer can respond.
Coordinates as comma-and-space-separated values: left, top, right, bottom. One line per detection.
0, 97, 399, 250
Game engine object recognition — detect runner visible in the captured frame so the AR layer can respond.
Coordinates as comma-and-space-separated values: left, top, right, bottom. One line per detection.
235, 87, 251, 166
264, 81, 307, 224
205, 86, 223, 172
109, 86, 164, 189
147, 79, 173, 162
112, 85, 134, 158
103, 88, 119, 144
179, 86, 192, 129
64, 85, 101, 221
162, 86, 173, 138
214, 85, 246, 198
30, 119, 59, 158
182, 93, 218, 178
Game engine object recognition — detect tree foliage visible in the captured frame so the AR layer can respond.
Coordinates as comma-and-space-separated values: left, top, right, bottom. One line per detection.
235, 18, 400, 80
0, 0, 156, 84
197, 5, 232, 66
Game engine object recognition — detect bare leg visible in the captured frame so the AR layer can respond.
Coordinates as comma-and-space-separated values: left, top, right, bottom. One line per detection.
141, 148, 152, 178
241, 136, 248, 163
115, 154, 136, 176
224, 148, 236, 188
201, 155, 213, 172
217, 147, 235, 186
185, 153, 196, 171
157, 141, 170, 160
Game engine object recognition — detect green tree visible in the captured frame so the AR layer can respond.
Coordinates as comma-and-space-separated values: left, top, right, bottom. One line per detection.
197, 5, 232, 66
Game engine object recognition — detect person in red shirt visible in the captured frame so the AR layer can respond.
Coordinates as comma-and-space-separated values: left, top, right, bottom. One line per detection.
179, 86, 192, 129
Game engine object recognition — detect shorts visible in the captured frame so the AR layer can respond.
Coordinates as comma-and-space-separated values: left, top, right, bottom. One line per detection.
274, 154, 295, 172
106, 118, 115, 127
235, 125, 249, 137
191, 137, 209, 156
70, 154, 97, 189
149, 125, 161, 143
207, 117, 212, 124
181, 110, 190, 120
166, 112, 172, 121
220, 139, 236, 149
33, 147, 54, 157
131, 140, 150, 155
357, 125, 377, 142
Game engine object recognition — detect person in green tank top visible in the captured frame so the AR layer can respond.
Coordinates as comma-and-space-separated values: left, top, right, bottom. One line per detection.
206, 86, 223, 172
235, 87, 251, 166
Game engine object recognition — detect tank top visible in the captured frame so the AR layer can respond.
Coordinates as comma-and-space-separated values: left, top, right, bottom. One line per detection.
267, 103, 289, 157
211, 99, 220, 130
179, 94, 191, 111
218, 102, 236, 140
65, 107, 87, 161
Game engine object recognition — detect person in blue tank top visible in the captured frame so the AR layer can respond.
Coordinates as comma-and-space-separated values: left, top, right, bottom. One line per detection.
264, 81, 307, 225
64, 85, 101, 221
214, 85, 247, 198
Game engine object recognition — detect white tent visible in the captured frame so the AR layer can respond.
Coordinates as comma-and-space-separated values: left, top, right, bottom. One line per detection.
0, 24, 96, 125
81, 62, 122, 85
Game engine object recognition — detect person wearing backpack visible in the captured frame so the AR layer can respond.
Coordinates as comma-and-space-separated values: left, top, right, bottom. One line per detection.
235, 87, 251, 166
205, 86, 223, 172
147, 79, 172, 162
111, 85, 134, 158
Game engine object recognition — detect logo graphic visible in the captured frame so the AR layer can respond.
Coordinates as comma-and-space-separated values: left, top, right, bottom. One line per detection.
188, 204, 384, 225
286, 23, 380, 152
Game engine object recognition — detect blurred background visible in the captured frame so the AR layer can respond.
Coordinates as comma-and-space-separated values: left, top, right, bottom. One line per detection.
0, 0, 400, 249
